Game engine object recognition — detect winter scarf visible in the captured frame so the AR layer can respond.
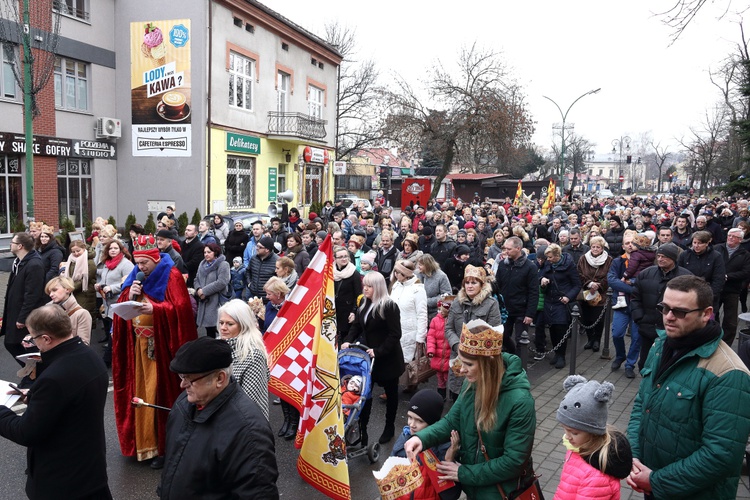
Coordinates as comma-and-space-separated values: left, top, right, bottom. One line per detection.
334, 262, 356, 281
105, 252, 124, 271
584, 250, 610, 267
64, 251, 90, 291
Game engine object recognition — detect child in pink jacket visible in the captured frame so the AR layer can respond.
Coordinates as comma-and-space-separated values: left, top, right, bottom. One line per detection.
426, 296, 453, 401
554, 375, 632, 500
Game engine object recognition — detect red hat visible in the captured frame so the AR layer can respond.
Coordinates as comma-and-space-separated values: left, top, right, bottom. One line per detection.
309, 212, 318, 220
464, 221, 476, 229
132, 234, 160, 263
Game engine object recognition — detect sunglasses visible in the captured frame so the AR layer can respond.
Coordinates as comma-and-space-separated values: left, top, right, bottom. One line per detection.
655, 302, 704, 319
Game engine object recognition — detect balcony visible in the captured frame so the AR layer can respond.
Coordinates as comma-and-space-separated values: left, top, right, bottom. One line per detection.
267, 112, 327, 141
53, 0, 90, 22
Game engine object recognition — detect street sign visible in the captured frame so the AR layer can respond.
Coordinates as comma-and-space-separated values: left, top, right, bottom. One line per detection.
618, 175, 624, 183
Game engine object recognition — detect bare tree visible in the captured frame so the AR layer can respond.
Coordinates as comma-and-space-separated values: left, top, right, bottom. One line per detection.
324, 22, 387, 160
658, 0, 739, 43
0, 0, 61, 116
651, 142, 672, 191
383, 44, 533, 196
679, 106, 730, 194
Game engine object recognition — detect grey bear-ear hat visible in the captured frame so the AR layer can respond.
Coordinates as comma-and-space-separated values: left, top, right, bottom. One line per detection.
556, 375, 614, 435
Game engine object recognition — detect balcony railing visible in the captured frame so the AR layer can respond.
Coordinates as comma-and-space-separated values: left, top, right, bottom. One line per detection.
267, 112, 327, 140
53, 0, 91, 22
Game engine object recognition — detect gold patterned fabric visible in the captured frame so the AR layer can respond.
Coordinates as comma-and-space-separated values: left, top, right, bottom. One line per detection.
459, 322, 503, 356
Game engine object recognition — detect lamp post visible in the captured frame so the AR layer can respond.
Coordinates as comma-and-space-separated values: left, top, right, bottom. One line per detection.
611, 136, 631, 195
543, 88, 601, 195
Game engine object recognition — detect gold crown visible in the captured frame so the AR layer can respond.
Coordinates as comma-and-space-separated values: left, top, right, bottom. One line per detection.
376, 461, 424, 500
459, 320, 503, 357
41, 224, 55, 235
29, 221, 44, 231
134, 234, 157, 251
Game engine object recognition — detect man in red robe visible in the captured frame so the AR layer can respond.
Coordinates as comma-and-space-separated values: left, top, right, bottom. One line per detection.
112, 234, 197, 469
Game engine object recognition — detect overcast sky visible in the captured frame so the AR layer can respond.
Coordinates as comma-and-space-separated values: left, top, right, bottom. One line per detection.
264, 0, 744, 158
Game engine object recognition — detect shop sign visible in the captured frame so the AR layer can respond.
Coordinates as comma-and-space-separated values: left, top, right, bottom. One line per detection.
268, 167, 277, 202
0, 132, 117, 159
226, 132, 261, 155
303, 146, 329, 164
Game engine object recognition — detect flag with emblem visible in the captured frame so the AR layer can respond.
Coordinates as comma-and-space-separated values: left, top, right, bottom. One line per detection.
513, 180, 524, 207
266, 235, 350, 500
541, 178, 556, 215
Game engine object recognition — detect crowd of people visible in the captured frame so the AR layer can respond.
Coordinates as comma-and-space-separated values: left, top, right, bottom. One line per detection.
1, 191, 750, 498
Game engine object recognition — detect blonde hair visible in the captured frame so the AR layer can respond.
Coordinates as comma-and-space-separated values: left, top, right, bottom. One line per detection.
577, 425, 621, 472
544, 243, 562, 258
217, 299, 267, 364
460, 349, 505, 432
588, 236, 608, 249
360, 271, 392, 317
264, 276, 290, 296
45, 276, 75, 294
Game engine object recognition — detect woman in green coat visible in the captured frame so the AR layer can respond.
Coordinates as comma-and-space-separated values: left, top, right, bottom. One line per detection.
404, 320, 536, 499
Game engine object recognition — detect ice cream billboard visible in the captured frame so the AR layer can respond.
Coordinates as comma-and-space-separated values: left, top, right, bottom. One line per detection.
130, 19, 191, 157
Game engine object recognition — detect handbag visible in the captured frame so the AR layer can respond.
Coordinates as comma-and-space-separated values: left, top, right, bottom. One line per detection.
477, 429, 545, 500
401, 343, 435, 386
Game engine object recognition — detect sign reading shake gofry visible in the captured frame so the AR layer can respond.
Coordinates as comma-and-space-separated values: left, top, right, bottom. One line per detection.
130, 20, 191, 157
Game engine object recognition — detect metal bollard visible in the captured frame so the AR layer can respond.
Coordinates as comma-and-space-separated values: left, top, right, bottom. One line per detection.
570, 304, 580, 375
600, 288, 613, 360
518, 330, 530, 371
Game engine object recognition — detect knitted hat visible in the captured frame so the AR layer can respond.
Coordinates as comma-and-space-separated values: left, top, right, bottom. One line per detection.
347, 375, 363, 393
308, 212, 318, 221
556, 375, 614, 435
133, 234, 160, 263
464, 221, 476, 229
394, 260, 414, 279
258, 236, 274, 250
316, 231, 328, 240
609, 215, 622, 226
361, 251, 376, 266
408, 389, 444, 425
233, 256, 242, 265
656, 242, 680, 262
170, 337, 233, 374
457, 229, 467, 238
455, 244, 471, 256
422, 226, 433, 236
459, 319, 503, 357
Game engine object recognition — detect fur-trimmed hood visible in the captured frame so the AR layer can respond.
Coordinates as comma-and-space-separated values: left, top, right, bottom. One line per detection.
457, 282, 492, 306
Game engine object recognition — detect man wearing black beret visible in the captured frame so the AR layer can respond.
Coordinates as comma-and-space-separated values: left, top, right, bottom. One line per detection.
158, 337, 279, 499
155, 229, 186, 274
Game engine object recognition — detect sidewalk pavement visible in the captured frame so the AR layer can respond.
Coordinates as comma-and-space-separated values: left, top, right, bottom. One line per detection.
0, 269, 748, 499
528, 339, 750, 499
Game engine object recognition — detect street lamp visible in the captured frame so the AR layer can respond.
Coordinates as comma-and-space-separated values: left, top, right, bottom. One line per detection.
611, 136, 631, 195
543, 88, 601, 195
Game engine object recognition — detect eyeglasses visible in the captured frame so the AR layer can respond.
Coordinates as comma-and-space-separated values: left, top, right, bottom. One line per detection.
27, 334, 45, 346
655, 303, 704, 319
178, 371, 216, 386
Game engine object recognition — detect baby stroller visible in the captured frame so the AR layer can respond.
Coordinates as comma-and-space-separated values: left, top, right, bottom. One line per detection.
338, 343, 380, 463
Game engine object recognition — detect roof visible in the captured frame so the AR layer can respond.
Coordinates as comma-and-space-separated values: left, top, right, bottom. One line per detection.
352, 148, 405, 167
244, 0, 342, 62
446, 173, 508, 180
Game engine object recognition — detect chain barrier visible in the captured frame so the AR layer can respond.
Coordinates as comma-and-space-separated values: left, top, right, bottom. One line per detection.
524, 304, 608, 369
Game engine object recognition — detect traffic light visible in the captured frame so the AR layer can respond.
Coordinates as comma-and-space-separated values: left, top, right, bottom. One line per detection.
626, 155, 632, 164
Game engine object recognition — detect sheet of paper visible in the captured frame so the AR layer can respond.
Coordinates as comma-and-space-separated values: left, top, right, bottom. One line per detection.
111, 300, 145, 321
0, 379, 22, 409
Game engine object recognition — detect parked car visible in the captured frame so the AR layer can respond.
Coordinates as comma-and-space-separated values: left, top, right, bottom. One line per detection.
340, 197, 373, 212
595, 188, 614, 198
203, 212, 268, 234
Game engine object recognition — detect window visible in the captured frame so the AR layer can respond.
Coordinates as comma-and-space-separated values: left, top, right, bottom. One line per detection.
229, 51, 254, 111
57, 158, 92, 228
0, 156, 22, 234
233, 17, 243, 28
277, 71, 289, 113
245, 24, 254, 33
54, 57, 89, 111
305, 165, 322, 205
335, 175, 373, 191
227, 156, 256, 209
282, 42, 289, 51
308, 85, 323, 119
54, 0, 89, 22
1, 44, 17, 99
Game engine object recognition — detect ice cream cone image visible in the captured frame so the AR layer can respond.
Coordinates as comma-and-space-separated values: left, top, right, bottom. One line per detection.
142, 23, 167, 68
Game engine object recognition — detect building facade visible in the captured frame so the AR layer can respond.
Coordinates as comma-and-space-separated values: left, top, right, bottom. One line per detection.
0, 0, 339, 245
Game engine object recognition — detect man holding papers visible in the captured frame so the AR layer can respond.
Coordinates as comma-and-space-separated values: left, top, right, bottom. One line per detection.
0, 305, 111, 499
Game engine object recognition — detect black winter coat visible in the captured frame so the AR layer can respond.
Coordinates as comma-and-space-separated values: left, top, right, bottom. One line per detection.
630, 264, 693, 339
562, 243, 589, 267
672, 228, 692, 249
39, 241, 64, 283
539, 253, 581, 325
496, 256, 539, 319
676, 246, 725, 309
334, 266, 362, 341
430, 239, 457, 270
345, 300, 405, 383
604, 226, 625, 257
0, 250, 46, 343
0, 337, 110, 500
159, 380, 279, 499
716, 244, 750, 295
223, 229, 249, 264
180, 237, 205, 288
376, 245, 398, 282
444, 257, 468, 293
246, 253, 279, 300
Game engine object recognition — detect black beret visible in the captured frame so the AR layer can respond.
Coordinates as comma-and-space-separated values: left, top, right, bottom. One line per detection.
155, 229, 174, 240
170, 337, 232, 374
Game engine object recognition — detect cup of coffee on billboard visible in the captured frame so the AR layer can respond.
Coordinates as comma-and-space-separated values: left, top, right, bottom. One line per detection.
162, 91, 186, 118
